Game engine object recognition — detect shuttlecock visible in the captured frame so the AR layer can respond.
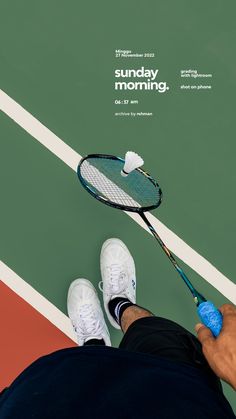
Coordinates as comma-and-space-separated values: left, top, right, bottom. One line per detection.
121, 151, 144, 177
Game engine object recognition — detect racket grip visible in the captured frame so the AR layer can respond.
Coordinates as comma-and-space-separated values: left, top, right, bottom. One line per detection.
197, 301, 223, 337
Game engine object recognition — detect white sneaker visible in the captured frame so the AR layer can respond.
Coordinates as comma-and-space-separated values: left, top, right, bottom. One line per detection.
99, 238, 136, 329
67, 278, 111, 346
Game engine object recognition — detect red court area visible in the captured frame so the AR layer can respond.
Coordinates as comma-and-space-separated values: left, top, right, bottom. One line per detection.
0, 281, 77, 391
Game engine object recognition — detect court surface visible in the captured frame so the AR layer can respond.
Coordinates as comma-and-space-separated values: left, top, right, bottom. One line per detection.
1, 0, 236, 410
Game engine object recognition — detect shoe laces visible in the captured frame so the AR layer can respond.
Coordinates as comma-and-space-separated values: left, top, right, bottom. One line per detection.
73, 303, 104, 339
99, 263, 127, 295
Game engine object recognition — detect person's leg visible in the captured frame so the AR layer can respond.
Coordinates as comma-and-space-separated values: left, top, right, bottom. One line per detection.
118, 305, 201, 360
107, 295, 153, 332
120, 305, 153, 333
84, 338, 105, 346
67, 278, 111, 346
99, 238, 222, 391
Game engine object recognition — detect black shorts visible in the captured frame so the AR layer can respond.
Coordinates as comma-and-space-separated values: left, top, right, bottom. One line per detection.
119, 316, 222, 392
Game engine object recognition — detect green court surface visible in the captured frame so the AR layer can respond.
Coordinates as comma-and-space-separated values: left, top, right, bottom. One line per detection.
1, 0, 236, 410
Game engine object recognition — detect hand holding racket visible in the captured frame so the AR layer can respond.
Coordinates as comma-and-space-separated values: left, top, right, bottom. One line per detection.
77, 152, 223, 337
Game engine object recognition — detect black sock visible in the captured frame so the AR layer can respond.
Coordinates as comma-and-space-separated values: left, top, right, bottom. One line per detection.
108, 297, 134, 326
84, 338, 105, 346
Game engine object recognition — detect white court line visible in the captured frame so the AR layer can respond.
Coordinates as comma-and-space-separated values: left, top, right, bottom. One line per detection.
0, 261, 77, 342
0, 88, 236, 327
128, 212, 236, 304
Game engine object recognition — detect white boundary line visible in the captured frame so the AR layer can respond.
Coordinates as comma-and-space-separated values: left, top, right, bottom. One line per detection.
0, 90, 80, 171
128, 212, 236, 304
0, 261, 77, 342
0, 89, 235, 330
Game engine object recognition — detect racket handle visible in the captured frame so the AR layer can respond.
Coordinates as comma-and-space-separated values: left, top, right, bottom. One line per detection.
197, 301, 223, 337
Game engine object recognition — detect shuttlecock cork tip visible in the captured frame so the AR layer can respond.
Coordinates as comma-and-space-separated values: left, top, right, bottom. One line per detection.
121, 151, 144, 177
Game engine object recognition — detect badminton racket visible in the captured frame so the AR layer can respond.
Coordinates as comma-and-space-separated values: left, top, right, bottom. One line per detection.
77, 153, 222, 337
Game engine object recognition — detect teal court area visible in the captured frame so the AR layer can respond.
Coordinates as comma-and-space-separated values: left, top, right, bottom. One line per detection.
0, 0, 236, 411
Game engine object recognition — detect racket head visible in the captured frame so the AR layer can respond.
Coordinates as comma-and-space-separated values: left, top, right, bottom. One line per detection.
77, 154, 162, 212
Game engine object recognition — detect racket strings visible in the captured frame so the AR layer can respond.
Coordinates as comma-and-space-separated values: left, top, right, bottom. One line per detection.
92, 158, 157, 201
80, 161, 141, 207
80, 157, 161, 209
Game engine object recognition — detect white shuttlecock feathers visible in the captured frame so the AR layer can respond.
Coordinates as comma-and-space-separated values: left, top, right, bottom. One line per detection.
121, 151, 144, 177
